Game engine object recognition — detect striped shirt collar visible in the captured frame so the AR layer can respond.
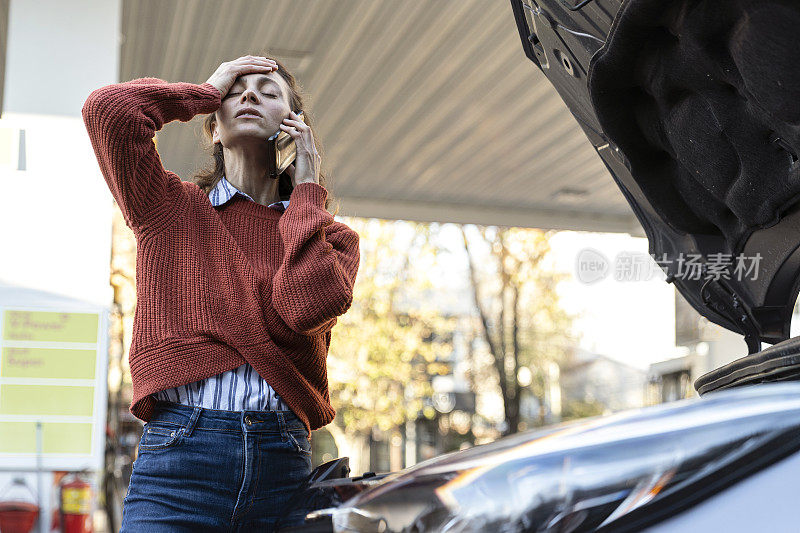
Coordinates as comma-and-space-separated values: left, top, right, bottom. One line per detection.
209, 175, 290, 211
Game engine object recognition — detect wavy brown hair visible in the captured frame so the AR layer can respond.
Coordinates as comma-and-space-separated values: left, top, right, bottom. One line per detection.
194, 55, 339, 215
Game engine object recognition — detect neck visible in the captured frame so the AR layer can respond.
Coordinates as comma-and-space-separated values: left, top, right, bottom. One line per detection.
221, 144, 281, 206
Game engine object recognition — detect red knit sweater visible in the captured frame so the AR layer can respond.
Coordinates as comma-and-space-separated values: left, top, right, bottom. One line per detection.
81, 78, 360, 434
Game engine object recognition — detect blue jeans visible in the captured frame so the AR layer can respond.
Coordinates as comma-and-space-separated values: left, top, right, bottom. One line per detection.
120, 400, 313, 532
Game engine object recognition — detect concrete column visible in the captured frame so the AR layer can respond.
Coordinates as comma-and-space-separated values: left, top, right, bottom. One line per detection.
405, 417, 417, 468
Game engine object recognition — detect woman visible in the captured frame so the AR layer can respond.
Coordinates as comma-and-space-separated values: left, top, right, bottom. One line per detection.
81, 55, 360, 531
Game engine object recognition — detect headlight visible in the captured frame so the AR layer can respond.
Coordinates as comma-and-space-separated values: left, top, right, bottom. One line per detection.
324, 383, 800, 532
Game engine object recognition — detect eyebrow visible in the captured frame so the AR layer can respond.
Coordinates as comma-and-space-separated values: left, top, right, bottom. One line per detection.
232, 76, 282, 94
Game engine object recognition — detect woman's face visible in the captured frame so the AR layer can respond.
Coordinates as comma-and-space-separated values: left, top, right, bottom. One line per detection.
211, 71, 292, 148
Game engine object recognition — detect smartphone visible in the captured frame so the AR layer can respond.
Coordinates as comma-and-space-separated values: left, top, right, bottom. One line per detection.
266, 110, 305, 179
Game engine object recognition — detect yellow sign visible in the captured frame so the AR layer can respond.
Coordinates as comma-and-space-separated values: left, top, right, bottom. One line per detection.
0, 308, 101, 457
0, 422, 92, 454
2, 310, 98, 343
0, 385, 94, 416
2, 347, 96, 379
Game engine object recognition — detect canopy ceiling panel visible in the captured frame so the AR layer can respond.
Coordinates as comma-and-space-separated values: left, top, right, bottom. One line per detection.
120, 0, 639, 233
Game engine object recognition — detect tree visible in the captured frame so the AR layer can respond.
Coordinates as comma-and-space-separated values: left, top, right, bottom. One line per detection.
327, 218, 457, 472
460, 225, 573, 435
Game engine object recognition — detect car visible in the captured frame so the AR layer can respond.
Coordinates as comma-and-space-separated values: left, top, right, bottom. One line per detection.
277, 0, 800, 530
279, 384, 800, 532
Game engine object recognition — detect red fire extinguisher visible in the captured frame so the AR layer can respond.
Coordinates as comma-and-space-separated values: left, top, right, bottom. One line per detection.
58, 473, 92, 533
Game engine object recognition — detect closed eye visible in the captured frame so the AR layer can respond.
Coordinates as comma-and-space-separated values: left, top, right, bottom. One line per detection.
225, 92, 277, 98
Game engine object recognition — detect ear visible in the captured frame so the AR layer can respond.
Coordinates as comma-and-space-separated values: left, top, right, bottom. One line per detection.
211, 118, 220, 144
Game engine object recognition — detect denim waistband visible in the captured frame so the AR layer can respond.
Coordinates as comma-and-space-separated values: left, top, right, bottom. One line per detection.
149, 400, 307, 436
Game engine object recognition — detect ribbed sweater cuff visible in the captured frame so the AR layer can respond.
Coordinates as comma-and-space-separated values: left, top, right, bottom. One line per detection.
290, 182, 328, 208
198, 82, 223, 102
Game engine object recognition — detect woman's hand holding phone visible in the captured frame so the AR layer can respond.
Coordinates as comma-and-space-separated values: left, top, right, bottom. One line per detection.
205, 55, 278, 97
281, 110, 320, 187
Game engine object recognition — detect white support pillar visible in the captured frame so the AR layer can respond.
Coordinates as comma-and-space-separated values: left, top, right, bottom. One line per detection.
0, 0, 121, 305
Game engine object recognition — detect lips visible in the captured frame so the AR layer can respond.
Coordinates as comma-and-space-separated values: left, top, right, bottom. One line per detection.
235, 107, 262, 118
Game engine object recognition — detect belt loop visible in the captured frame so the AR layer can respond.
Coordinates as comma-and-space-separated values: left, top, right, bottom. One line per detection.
184, 406, 202, 438
277, 411, 287, 438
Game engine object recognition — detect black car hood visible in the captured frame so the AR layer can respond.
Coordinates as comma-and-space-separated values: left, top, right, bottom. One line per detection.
512, 0, 800, 354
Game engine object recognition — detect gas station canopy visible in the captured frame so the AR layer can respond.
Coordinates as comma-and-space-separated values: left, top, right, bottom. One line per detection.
6, 0, 642, 234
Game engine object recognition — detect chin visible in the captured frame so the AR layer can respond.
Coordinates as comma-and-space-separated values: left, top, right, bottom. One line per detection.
227, 127, 269, 140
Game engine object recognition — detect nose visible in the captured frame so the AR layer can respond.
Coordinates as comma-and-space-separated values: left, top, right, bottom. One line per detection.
239, 87, 260, 104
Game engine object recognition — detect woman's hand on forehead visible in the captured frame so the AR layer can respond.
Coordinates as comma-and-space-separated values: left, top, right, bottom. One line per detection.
205, 56, 278, 99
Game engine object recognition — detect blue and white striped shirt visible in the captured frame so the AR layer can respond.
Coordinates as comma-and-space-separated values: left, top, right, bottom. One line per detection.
151, 176, 294, 412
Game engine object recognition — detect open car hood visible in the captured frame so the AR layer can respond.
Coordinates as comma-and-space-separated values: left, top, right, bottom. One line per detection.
511, 0, 800, 356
